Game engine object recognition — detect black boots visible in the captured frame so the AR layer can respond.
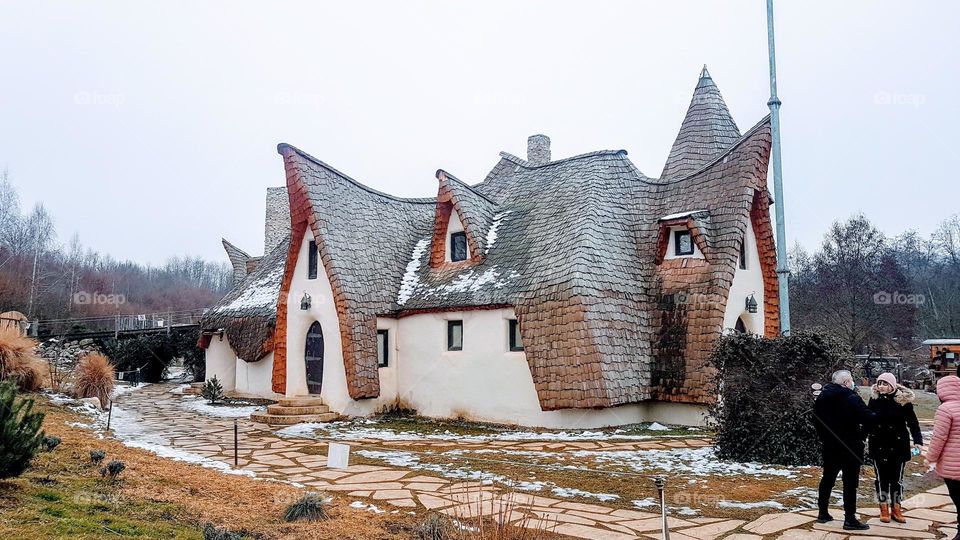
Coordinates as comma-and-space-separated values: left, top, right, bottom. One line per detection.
815, 511, 833, 523
842, 517, 870, 531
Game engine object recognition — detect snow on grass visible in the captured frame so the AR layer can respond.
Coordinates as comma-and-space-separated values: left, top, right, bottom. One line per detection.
278, 419, 689, 443
354, 449, 619, 502
647, 422, 670, 431
550, 486, 618, 502
349, 501, 385, 514
180, 396, 264, 418
717, 500, 786, 510
571, 447, 800, 479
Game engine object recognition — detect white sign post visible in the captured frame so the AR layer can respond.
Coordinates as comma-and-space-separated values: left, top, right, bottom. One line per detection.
327, 442, 350, 469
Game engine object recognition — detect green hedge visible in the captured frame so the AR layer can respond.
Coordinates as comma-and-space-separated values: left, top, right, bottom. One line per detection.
711, 331, 850, 466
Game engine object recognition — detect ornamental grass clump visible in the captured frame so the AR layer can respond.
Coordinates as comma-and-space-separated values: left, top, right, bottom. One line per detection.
283, 492, 331, 523
0, 380, 45, 479
0, 326, 46, 392
41, 435, 61, 452
73, 353, 115, 408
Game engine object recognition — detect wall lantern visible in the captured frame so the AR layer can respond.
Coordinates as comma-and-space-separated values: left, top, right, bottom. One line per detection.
300, 292, 312, 311
745, 293, 758, 314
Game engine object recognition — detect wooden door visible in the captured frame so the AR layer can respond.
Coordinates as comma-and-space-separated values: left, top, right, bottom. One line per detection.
305, 321, 324, 394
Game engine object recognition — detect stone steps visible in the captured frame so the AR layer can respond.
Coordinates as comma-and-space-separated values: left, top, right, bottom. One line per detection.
250, 395, 336, 426
250, 412, 337, 425
267, 404, 330, 415
182, 382, 205, 396
277, 397, 325, 407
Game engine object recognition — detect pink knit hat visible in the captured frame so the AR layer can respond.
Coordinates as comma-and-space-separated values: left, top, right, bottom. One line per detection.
877, 372, 898, 387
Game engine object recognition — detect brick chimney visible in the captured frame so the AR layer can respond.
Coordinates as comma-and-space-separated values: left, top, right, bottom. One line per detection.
264, 187, 290, 253
527, 134, 551, 165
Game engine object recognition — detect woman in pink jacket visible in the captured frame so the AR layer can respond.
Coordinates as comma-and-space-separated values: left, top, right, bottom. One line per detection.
926, 373, 960, 539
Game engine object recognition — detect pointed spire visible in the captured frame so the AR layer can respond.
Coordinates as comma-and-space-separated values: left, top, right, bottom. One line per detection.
660, 67, 741, 179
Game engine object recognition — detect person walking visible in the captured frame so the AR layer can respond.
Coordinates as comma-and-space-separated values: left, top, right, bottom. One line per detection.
867, 372, 923, 523
926, 373, 960, 540
813, 369, 877, 531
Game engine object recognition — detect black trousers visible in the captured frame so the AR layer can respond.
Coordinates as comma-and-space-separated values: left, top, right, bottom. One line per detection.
872, 459, 906, 504
819, 458, 862, 519
946, 479, 960, 523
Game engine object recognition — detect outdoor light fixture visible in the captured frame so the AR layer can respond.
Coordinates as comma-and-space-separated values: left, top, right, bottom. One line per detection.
745, 294, 758, 314
300, 292, 311, 311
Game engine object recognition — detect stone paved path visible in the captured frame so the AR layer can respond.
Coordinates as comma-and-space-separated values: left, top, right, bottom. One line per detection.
100, 384, 958, 540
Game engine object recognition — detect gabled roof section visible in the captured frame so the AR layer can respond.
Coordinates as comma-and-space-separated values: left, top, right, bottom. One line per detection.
200, 238, 289, 362
660, 66, 741, 179
433, 170, 498, 262
222, 238, 252, 286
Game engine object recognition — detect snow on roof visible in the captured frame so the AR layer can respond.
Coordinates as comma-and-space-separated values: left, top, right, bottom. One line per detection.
922, 339, 960, 346
396, 238, 429, 306
659, 209, 707, 222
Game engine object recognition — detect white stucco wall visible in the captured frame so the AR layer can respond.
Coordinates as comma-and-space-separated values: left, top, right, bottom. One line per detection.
394, 307, 708, 428
723, 219, 766, 335
664, 225, 705, 260
283, 229, 396, 414
204, 336, 237, 392
234, 353, 281, 398
444, 211, 469, 262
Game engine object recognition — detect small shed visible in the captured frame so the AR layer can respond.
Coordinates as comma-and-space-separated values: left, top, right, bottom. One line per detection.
0, 311, 29, 336
922, 338, 960, 378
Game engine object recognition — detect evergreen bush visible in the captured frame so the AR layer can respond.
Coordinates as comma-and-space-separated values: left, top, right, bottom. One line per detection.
90, 449, 106, 465
0, 380, 45, 479
100, 459, 125, 479
201, 376, 224, 405
711, 331, 850, 466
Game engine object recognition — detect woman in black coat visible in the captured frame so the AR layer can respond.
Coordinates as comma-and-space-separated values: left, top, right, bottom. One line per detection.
868, 372, 924, 524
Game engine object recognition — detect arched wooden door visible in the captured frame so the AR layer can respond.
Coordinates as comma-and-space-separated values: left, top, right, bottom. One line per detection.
305, 321, 324, 394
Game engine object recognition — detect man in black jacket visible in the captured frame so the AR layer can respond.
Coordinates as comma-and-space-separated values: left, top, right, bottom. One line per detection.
812, 369, 878, 531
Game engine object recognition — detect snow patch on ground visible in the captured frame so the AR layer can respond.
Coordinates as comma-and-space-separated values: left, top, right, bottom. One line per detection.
180, 396, 264, 418
647, 422, 670, 431
111, 382, 146, 399
350, 500, 385, 514
717, 500, 786, 510
278, 419, 685, 443
572, 447, 799, 479
354, 449, 618, 502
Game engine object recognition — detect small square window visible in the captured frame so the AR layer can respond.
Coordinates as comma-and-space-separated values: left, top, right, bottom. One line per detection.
377, 330, 389, 368
674, 230, 694, 256
447, 320, 463, 351
308, 240, 318, 279
509, 319, 524, 351
739, 238, 747, 270
450, 231, 468, 262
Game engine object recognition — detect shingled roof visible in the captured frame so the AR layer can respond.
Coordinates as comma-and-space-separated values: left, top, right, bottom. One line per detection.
207, 68, 778, 410
660, 66, 741, 179
200, 238, 288, 363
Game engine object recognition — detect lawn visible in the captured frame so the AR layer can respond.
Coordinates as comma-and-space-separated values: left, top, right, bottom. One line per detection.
0, 399, 421, 539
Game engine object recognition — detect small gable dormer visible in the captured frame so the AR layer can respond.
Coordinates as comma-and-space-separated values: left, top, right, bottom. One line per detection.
430, 170, 498, 269
655, 210, 710, 264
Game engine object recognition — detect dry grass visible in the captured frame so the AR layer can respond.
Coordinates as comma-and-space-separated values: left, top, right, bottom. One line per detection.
0, 401, 422, 539
73, 353, 114, 408
0, 326, 46, 391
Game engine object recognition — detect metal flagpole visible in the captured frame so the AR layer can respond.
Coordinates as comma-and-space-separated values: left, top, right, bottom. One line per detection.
766, 0, 791, 335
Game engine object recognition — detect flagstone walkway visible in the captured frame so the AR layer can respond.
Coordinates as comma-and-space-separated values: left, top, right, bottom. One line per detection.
97, 383, 957, 540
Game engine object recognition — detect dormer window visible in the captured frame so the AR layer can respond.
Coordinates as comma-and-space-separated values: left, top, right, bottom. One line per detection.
674, 230, 694, 256
450, 231, 468, 262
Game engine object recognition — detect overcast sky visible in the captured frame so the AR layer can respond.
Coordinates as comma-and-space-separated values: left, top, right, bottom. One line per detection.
1, 1, 957, 265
